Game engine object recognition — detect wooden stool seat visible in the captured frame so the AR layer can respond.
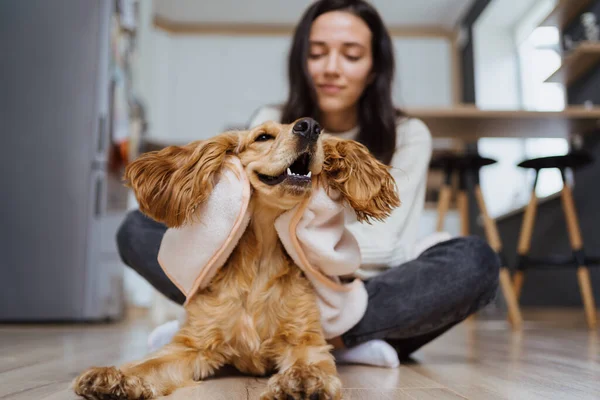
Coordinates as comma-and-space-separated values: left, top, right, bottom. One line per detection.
430, 152, 522, 330
513, 151, 597, 329
517, 151, 593, 170
431, 153, 497, 170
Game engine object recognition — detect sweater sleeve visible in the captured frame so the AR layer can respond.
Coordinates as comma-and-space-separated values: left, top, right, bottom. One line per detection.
346, 118, 432, 275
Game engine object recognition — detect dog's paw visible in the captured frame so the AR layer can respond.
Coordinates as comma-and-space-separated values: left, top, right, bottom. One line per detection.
72, 366, 154, 400
260, 364, 342, 400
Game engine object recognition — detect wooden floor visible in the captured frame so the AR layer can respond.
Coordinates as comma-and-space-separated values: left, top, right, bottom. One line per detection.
1, 309, 599, 400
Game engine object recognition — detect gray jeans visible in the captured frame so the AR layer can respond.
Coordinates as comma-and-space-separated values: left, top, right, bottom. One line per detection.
117, 210, 499, 359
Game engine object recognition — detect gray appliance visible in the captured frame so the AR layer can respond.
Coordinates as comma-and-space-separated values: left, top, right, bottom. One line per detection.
0, 0, 127, 321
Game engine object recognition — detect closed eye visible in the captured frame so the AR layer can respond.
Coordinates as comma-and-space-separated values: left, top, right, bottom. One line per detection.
255, 133, 274, 142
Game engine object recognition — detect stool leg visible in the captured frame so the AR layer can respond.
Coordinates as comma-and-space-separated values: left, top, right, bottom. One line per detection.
457, 190, 469, 236
473, 186, 501, 251
560, 182, 597, 329
512, 272, 525, 301
474, 185, 522, 330
436, 184, 453, 232
578, 267, 596, 329
514, 190, 538, 299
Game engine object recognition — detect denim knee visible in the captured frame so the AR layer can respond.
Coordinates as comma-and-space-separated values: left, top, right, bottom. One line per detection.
459, 235, 500, 297
116, 210, 138, 267
116, 209, 156, 268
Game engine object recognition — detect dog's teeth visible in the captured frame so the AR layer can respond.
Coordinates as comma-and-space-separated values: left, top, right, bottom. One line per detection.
307, 171, 312, 178
287, 168, 292, 176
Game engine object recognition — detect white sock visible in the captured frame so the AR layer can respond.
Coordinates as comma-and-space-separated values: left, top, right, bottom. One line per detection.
147, 319, 180, 353
332, 339, 400, 368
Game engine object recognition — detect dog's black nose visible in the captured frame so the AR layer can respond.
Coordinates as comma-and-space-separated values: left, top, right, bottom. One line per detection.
293, 118, 321, 142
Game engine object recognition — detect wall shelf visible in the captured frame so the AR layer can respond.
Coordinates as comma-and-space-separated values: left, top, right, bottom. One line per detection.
545, 42, 600, 86
539, 0, 592, 30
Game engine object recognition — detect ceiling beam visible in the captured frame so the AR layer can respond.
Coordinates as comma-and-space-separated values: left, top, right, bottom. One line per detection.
153, 15, 455, 40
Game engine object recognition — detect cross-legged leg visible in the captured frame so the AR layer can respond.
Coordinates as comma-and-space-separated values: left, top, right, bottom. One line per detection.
116, 209, 185, 305
341, 235, 500, 359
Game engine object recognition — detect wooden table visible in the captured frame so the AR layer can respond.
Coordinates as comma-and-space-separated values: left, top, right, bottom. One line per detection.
405, 106, 600, 140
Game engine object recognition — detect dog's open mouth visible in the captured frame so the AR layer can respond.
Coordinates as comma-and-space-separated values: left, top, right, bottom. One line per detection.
257, 153, 312, 186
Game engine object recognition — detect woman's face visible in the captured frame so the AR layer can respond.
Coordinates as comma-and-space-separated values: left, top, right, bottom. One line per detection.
307, 11, 374, 116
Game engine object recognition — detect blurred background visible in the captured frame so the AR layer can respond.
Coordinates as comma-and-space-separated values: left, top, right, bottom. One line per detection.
1, 0, 599, 324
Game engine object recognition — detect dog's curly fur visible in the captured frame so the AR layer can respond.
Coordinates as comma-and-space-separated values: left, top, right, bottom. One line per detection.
72, 120, 399, 400
322, 136, 400, 223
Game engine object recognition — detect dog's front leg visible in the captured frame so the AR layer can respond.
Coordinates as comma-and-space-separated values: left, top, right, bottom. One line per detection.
72, 339, 226, 399
261, 335, 342, 400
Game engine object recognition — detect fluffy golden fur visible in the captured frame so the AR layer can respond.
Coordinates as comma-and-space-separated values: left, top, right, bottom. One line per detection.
73, 120, 399, 400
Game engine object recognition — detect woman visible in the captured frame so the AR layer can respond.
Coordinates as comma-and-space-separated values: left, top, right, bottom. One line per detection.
117, 0, 499, 368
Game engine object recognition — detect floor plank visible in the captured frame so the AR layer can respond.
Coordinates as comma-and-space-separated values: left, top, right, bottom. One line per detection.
403, 388, 467, 399
449, 386, 508, 400
342, 389, 411, 399
1, 309, 599, 399
337, 365, 442, 389
161, 377, 261, 400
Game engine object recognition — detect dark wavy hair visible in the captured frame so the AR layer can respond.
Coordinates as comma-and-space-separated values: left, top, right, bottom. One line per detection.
281, 0, 404, 165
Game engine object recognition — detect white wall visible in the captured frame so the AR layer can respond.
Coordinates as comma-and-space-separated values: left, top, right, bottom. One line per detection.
472, 25, 521, 109
393, 38, 453, 108
168, 35, 291, 140
143, 33, 454, 143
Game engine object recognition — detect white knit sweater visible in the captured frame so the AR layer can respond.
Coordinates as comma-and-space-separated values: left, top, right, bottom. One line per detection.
248, 106, 433, 278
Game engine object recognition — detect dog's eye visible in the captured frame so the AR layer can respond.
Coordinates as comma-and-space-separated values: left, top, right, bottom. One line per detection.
255, 133, 274, 142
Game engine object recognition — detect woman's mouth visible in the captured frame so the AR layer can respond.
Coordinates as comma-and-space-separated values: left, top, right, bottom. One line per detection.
318, 84, 344, 95
257, 153, 312, 186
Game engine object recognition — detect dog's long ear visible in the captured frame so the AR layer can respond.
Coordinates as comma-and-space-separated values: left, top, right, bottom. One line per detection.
322, 136, 400, 223
124, 132, 239, 227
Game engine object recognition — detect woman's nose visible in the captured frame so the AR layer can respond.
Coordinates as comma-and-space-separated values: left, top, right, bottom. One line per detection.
324, 53, 340, 75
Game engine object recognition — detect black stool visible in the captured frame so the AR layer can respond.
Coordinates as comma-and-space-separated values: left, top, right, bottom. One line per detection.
514, 150, 597, 329
431, 153, 523, 329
